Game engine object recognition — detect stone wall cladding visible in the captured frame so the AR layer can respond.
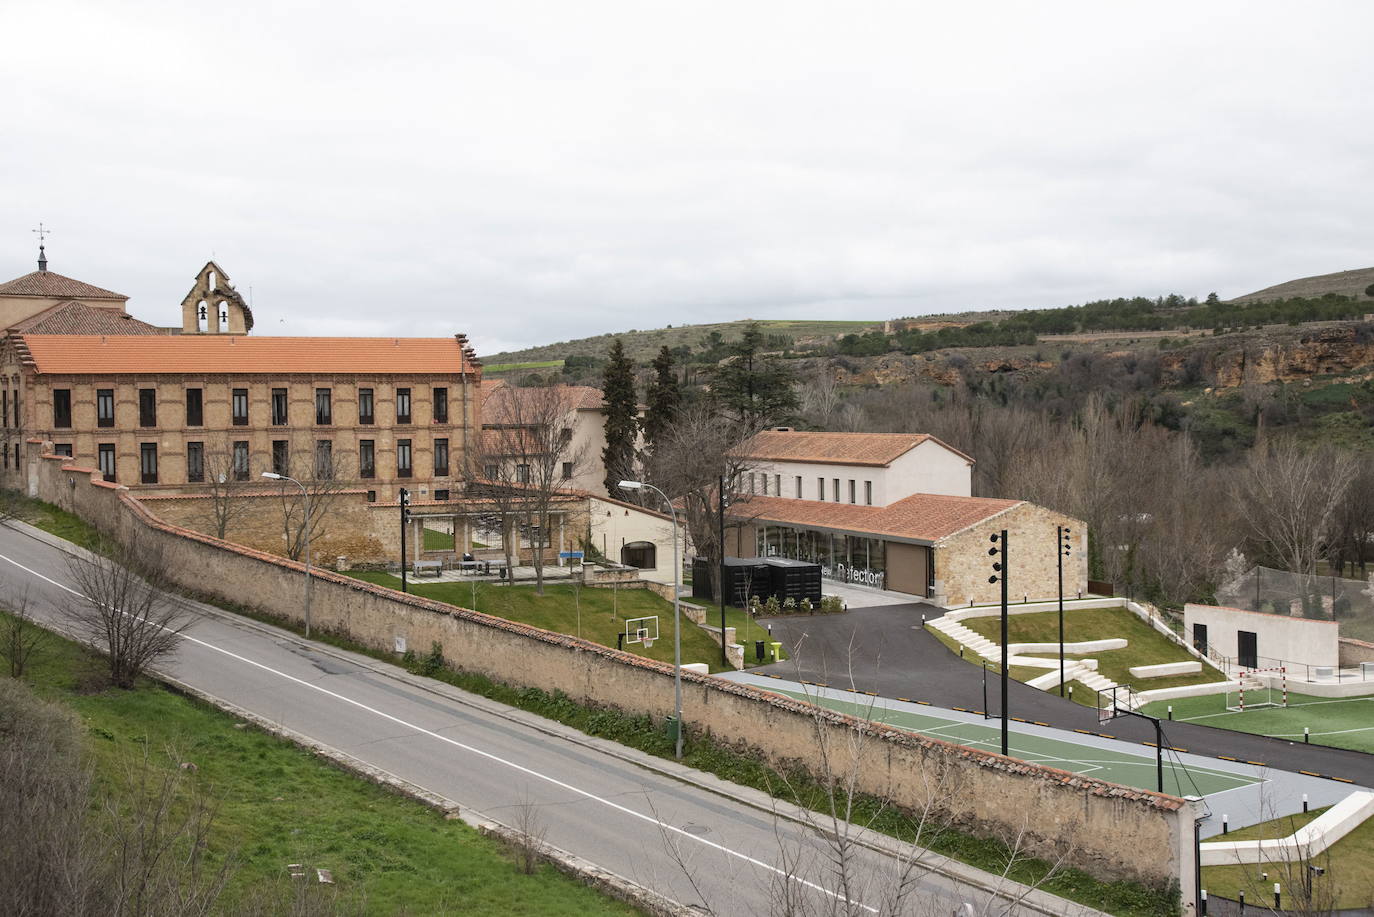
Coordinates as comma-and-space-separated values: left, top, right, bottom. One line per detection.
30, 450, 1186, 893
936, 502, 1089, 606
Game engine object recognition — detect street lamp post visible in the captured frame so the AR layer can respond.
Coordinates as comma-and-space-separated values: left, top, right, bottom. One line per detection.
262, 472, 311, 638
619, 479, 683, 760
989, 529, 1009, 756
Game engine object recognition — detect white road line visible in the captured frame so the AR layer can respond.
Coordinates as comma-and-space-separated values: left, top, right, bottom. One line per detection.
0, 550, 877, 914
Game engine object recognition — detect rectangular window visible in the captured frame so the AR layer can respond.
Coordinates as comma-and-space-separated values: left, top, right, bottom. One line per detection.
433, 387, 448, 423
187, 441, 204, 483
396, 388, 412, 424
434, 437, 449, 476
54, 443, 72, 457
271, 388, 288, 425
848, 479, 856, 504
2, 390, 8, 427
561, 461, 573, 480
759, 473, 767, 495
358, 388, 374, 425
833, 478, 840, 503
232, 441, 249, 481
396, 438, 413, 478
795, 475, 802, 498
775, 473, 781, 496
185, 388, 203, 426
515, 463, 529, 484
1192, 622, 1208, 654
97, 389, 115, 428
12, 390, 19, 427
98, 443, 116, 482
53, 389, 72, 428
359, 439, 376, 478
484, 464, 498, 480
434, 488, 450, 501
139, 388, 157, 427
315, 440, 333, 478
864, 480, 872, 505
140, 443, 158, 484
314, 388, 331, 425
817, 477, 825, 501
232, 388, 249, 426
272, 440, 289, 476
366, 490, 377, 503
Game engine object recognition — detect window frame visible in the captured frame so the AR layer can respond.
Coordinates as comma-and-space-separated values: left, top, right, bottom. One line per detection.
52, 389, 72, 428
97, 389, 115, 428
232, 388, 249, 426
314, 388, 332, 425
396, 438, 413, 478
359, 439, 376, 479
138, 388, 157, 428
185, 387, 204, 426
271, 388, 289, 425
139, 442, 158, 484
396, 388, 412, 425
98, 443, 116, 482
358, 387, 374, 425
232, 440, 250, 481
187, 441, 204, 483
433, 387, 448, 423
271, 439, 289, 476
434, 437, 449, 476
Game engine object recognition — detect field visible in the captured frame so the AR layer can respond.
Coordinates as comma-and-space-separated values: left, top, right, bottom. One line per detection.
959, 606, 1225, 695
4, 611, 639, 917
1201, 804, 1374, 910
483, 359, 566, 374
348, 574, 744, 672
1141, 692, 1374, 754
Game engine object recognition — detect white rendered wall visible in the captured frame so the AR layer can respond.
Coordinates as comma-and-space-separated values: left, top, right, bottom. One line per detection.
887, 440, 972, 499
588, 496, 678, 585
1184, 603, 1340, 669
747, 459, 887, 504
747, 439, 971, 505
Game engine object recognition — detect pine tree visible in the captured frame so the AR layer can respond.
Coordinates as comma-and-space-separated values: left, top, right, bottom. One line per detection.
600, 339, 639, 496
642, 345, 681, 450
709, 324, 799, 429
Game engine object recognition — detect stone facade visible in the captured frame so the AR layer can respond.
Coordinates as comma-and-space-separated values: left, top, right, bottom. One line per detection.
935, 501, 1088, 606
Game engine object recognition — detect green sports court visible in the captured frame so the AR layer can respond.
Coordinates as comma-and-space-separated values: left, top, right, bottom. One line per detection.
1141, 692, 1374, 754
765, 686, 1261, 797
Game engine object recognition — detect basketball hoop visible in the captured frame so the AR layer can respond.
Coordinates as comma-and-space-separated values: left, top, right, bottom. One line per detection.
643, 638, 654, 649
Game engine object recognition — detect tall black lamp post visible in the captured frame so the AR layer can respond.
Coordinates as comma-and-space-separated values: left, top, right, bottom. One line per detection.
399, 487, 411, 593
1057, 524, 1072, 697
988, 529, 1009, 756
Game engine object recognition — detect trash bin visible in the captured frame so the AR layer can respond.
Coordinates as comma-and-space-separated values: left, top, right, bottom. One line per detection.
662, 715, 680, 743
755, 640, 766, 662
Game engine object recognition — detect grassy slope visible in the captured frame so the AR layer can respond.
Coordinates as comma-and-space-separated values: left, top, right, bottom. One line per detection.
1201, 805, 1374, 910
482, 318, 881, 365
961, 608, 1224, 694
349, 574, 739, 673
7, 612, 639, 917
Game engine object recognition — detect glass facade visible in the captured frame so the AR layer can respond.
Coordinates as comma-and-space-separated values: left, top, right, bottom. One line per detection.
756, 525, 889, 590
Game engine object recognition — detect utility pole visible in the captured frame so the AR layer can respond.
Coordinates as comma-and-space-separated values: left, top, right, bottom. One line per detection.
400, 488, 411, 593
1058, 525, 1072, 697
719, 474, 728, 667
989, 529, 1009, 755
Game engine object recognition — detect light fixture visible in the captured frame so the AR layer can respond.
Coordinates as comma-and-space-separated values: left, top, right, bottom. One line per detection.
261, 471, 283, 480
618, 480, 643, 491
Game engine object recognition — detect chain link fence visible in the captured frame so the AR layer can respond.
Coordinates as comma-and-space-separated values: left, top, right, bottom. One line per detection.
1216, 565, 1374, 644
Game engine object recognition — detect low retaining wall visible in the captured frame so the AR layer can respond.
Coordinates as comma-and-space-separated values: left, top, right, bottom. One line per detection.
1200, 791, 1374, 866
32, 454, 1195, 900
1130, 661, 1203, 679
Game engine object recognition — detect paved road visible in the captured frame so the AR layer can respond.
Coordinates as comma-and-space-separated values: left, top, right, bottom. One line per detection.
755, 604, 1374, 787
0, 523, 1100, 917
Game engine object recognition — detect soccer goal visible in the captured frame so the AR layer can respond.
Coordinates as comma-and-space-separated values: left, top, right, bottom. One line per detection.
1226, 667, 1287, 712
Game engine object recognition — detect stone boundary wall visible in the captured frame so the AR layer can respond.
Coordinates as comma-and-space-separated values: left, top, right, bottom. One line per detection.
31, 452, 1194, 899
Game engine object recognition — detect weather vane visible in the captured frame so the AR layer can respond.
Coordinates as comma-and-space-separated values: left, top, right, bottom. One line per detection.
32, 222, 52, 245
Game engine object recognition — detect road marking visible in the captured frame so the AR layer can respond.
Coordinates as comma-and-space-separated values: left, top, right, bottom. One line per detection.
0, 550, 877, 914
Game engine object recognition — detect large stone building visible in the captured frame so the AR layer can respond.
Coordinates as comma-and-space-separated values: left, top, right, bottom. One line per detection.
728, 430, 1088, 606
0, 255, 480, 506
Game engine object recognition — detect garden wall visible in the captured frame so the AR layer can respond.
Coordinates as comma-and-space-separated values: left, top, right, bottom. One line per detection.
31, 451, 1198, 906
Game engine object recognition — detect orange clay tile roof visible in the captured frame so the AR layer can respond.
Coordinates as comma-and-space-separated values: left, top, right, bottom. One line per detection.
15, 334, 475, 375
736, 492, 1021, 544
0, 270, 127, 300
9, 301, 167, 335
481, 383, 603, 425
737, 430, 974, 467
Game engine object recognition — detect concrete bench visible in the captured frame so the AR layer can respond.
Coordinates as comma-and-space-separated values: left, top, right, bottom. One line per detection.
412, 560, 443, 578
1128, 661, 1202, 679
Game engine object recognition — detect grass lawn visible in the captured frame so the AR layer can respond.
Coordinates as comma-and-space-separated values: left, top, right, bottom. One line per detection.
680, 602, 790, 665
6, 491, 102, 549
349, 573, 737, 673
1201, 804, 1374, 910
422, 526, 455, 551
5, 611, 641, 917
960, 607, 1225, 694
1141, 692, 1374, 755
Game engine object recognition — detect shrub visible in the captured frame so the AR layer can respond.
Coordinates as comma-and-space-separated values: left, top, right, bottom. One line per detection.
763, 595, 781, 615
800, 597, 813, 614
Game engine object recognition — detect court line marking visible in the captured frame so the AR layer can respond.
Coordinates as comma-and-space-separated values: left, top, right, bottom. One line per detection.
0, 550, 877, 914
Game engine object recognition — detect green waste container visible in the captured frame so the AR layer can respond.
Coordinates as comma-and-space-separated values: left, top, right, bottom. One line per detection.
663, 715, 680, 744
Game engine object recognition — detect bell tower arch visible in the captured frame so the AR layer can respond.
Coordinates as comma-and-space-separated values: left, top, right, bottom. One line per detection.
180, 261, 255, 334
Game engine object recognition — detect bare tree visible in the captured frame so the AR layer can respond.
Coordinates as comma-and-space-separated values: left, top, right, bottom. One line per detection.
1, 587, 48, 678
269, 441, 357, 563
200, 437, 252, 540
1235, 440, 1355, 574
61, 540, 190, 689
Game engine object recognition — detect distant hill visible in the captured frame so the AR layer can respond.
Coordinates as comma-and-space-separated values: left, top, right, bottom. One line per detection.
481, 318, 881, 368
1231, 266, 1374, 304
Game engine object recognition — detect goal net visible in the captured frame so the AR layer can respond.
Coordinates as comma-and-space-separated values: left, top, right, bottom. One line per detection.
1225, 668, 1287, 712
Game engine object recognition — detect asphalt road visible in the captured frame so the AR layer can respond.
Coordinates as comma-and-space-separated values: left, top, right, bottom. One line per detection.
0, 523, 1099, 917
755, 603, 1374, 786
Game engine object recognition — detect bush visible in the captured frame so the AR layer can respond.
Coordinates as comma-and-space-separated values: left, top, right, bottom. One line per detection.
763, 595, 781, 615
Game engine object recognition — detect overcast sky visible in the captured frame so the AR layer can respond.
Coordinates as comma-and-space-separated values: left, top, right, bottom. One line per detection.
4, 1, 1372, 355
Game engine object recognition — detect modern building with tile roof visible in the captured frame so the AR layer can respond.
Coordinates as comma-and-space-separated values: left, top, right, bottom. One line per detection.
725, 430, 1086, 605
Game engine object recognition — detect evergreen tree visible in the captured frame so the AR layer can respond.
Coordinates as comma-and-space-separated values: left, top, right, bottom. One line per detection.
600, 339, 639, 496
709, 324, 799, 429
642, 345, 681, 450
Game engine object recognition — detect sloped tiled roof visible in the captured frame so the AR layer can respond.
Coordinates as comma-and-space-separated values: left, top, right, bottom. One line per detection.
481, 383, 603, 425
737, 430, 973, 467
15, 335, 475, 375
0, 270, 127, 300
9, 300, 166, 336
737, 492, 1021, 544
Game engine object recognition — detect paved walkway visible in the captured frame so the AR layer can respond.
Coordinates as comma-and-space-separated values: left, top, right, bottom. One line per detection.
753, 604, 1374, 790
